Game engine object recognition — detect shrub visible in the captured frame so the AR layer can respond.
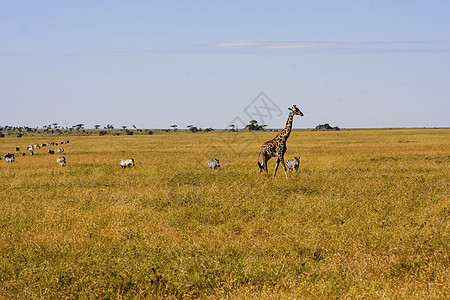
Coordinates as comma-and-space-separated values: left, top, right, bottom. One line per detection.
315, 123, 340, 131
189, 126, 199, 133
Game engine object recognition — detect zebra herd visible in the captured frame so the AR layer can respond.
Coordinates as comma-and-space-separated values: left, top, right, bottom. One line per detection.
2, 139, 134, 170
3, 139, 301, 172
2, 139, 69, 167
120, 157, 300, 171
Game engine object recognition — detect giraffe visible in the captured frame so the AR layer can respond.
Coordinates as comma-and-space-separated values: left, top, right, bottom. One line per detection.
257, 105, 304, 178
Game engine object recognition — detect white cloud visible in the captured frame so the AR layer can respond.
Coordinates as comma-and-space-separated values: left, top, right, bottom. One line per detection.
216, 41, 262, 48
212, 40, 450, 55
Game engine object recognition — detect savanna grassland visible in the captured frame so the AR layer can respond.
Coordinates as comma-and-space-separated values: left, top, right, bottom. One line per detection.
0, 128, 448, 299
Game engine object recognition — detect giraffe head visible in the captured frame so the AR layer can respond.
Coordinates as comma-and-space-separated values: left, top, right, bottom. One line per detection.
289, 105, 304, 116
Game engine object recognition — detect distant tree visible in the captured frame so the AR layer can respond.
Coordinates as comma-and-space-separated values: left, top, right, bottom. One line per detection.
171, 124, 178, 131
314, 123, 340, 131
52, 123, 58, 129
204, 127, 213, 132
105, 124, 114, 129
122, 126, 127, 130
189, 126, 199, 133
132, 125, 136, 129
229, 124, 236, 132
245, 120, 267, 131
94, 125, 101, 129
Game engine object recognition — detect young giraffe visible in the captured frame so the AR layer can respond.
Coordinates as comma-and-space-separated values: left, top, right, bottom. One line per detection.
257, 105, 304, 178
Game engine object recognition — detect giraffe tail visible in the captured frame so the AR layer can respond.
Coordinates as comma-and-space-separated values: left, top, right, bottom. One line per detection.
257, 151, 264, 171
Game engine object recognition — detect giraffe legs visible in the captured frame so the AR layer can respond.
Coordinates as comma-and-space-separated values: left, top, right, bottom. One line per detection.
273, 156, 288, 179
280, 155, 288, 179
273, 157, 280, 177
258, 154, 289, 179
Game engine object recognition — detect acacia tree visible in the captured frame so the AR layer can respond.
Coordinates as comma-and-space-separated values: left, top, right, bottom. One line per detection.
246, 120, 266, 131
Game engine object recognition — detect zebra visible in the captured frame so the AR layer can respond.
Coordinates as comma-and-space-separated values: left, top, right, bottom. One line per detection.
57, 148, 64, 153
286, 156, 300, 172
4, 153, 15, 163
120, 158, 135, 168
56, 156, 66, 167
207, 158, 220, 170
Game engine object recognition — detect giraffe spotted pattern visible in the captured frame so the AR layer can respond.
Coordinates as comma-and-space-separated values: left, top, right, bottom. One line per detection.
257, 105, 303, 178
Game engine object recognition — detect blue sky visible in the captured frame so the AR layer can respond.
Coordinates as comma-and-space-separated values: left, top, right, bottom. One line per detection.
1, 1, 449, 129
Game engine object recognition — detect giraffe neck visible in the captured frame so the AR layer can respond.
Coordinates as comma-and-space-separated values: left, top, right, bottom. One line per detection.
275, 112, 294, 143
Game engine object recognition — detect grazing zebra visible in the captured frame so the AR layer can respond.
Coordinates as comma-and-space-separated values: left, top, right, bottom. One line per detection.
27, 145, 34, 152
29, 151, 34, 156
207, 158, 220, 170
286, 156, 300, 172
120, 158, 135, 168
57, 148, 64, 153
48, 149, 55, 154
56, 156, 66, 167
4, 153, 15, 163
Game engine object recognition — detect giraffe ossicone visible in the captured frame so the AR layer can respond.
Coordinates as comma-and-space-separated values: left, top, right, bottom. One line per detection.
257, 105, 303, 178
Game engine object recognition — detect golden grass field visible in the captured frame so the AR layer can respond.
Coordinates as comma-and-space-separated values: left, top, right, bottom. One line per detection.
0, 128, 448, 299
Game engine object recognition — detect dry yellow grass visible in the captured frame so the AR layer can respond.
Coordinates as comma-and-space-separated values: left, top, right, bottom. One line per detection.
0, 128, 448, 299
